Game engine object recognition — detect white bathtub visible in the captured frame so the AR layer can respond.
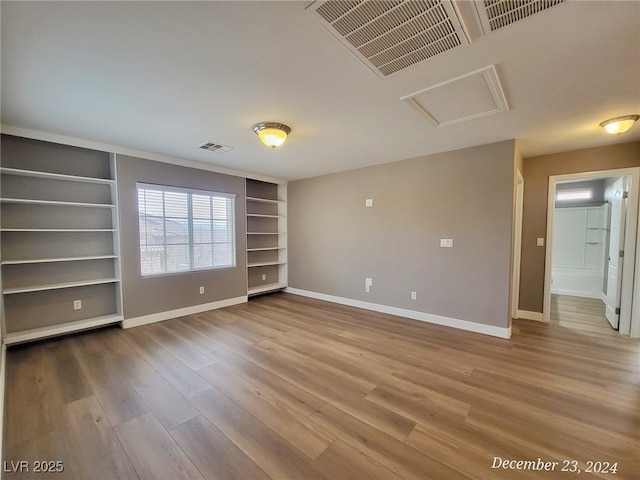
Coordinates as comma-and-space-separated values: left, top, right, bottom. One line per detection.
551, 267, 604, 299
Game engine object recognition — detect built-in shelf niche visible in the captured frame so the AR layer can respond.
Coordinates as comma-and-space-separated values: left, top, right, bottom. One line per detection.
246, 180, 287, 296
0, 134, 124, 344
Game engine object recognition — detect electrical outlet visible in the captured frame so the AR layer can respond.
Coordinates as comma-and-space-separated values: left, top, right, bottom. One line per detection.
261, 274, 267, 281
440, 238, 454, 248
537, 237, 545, 247
365, 198, 373, 207
73, 300, 82, 310
365, 277, 373, 293
411, 291, 417, 300
199, 286, 205, 294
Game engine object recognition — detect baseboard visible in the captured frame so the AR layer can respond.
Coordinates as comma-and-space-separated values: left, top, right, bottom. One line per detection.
517, 309, 545, 322
122, 296, 247, 329
286, 288, 511, 339
0, 343, 6, 461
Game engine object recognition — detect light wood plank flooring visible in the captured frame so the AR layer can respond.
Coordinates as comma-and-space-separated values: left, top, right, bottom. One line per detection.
550, 294, 617, 336
3, 293, 639, 479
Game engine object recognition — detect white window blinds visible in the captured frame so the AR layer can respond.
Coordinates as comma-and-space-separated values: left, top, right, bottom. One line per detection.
137, 183, 236, 276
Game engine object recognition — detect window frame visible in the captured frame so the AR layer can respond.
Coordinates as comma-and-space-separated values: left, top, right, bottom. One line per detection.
136, 182, 237, 277
556, 188, 593, 202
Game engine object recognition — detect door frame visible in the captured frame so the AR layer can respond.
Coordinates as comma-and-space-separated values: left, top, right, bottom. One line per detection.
511, 169, 524, 319
543, 167, 640, 336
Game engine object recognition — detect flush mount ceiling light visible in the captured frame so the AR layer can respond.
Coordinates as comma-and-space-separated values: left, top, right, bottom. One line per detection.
599, 115, 639, 135
252, 122, 291, 149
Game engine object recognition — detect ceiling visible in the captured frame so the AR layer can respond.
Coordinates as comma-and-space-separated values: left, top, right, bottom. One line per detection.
2, 1, 639, 181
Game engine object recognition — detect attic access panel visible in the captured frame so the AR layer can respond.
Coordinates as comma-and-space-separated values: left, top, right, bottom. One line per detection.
305, 0, 471, 78
400, 65, 509, 127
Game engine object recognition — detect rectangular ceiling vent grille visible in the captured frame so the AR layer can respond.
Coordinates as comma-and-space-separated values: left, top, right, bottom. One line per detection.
198, 142, 233, 153
479, 0, 566, 32
306, 0, 470, 77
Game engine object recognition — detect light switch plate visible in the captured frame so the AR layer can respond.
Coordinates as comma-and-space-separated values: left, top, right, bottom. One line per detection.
365, 198, 373, 207
537, 237, 545, 247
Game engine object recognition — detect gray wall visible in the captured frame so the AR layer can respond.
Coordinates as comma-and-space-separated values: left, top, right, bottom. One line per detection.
519, 141, 640, 313
288, 140, 516, 328
116, 155, 247, 319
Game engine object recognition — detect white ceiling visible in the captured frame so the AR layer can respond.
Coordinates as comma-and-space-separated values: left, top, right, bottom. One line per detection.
2, 1, 639, 181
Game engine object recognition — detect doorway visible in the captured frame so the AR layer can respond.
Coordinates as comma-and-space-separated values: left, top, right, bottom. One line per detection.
543, 168, 640, 337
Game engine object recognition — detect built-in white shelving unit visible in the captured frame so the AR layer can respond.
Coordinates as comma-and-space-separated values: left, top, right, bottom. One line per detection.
0, 135, 124, 344
246, 181, 287, 296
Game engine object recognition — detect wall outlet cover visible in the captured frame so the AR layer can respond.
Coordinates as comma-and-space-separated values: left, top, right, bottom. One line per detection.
440, 238, 454, 248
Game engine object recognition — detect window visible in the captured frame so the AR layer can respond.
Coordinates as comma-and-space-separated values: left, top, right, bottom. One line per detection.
137, 183, 236, 276
556, 189, 592, 202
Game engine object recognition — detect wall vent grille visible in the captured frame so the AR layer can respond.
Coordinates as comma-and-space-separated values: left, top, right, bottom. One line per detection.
479, 0, 566, 32
306, 0, 470, 77
198, 142, 233, 153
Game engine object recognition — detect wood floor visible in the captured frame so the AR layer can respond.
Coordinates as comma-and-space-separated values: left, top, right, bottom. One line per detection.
550, 294, 617, 336
3, 293, 639, 480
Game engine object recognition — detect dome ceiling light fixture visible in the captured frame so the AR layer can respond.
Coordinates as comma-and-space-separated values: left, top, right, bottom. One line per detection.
599, 115, 639, 135
252, 122, 291, 149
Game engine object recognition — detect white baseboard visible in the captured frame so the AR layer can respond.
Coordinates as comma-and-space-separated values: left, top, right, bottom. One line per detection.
286, 288, 511, 339
122, 296, 247, 329
0, 344, 6, 459
517, 309, 545, 322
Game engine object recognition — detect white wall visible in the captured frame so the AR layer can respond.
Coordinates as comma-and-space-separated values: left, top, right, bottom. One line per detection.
551, 205, 608, 298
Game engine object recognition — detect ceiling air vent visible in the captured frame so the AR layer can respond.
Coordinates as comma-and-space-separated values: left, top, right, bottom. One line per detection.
474, 0, 566, 33
305, 0, 471, 78
198, 142, 233, 153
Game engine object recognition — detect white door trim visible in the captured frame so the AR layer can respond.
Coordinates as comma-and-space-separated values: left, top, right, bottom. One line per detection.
511, 170, 524, 319
543, 167, 640, 337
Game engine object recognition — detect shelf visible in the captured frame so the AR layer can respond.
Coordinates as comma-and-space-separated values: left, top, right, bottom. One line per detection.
1, 228, 117, 233
246, 196, 281, 204
0, 198, 115, 208
2, 255, 117, 265
1, 136, 123, 345
247, 214, 283, 218
245, 180, 287, 299
0, 167, 114, 185
247, 261, 287, 268
248, 282, 287, 296
3, 314, 123, 345
4, 277, 120, 295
